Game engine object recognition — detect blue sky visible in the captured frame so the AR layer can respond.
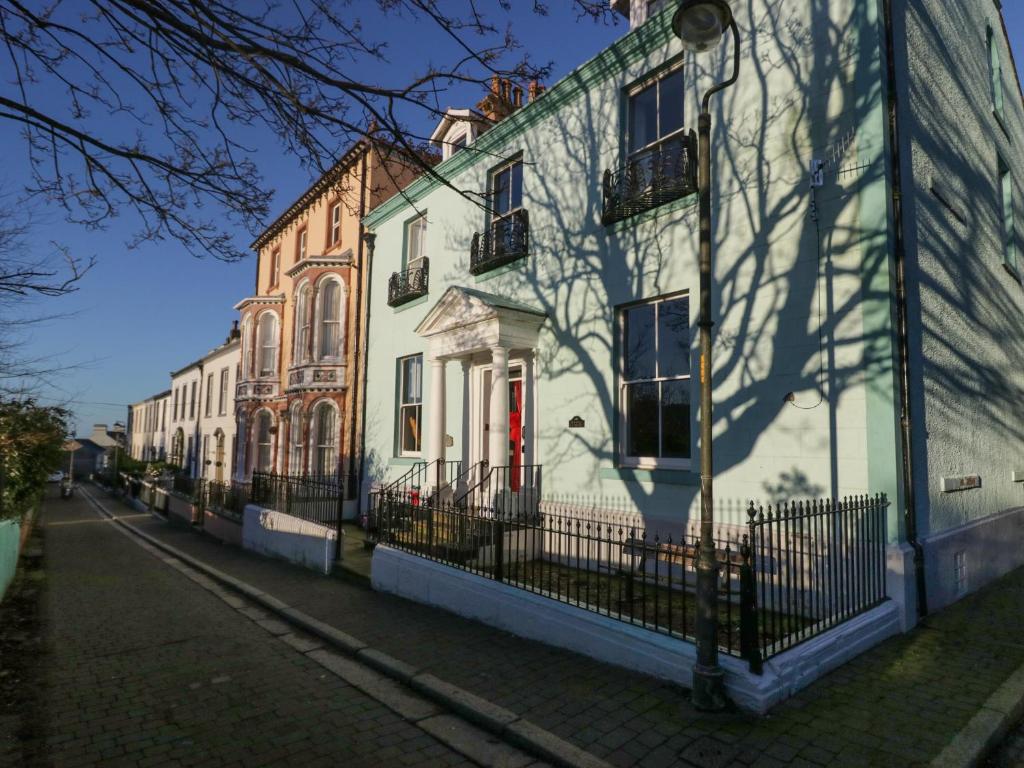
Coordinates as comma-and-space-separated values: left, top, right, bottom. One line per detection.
8, 5, 1024, 436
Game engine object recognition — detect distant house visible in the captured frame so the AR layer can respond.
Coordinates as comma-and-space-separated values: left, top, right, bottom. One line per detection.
233, 137, 422, 517
62, 438, 105, 480
127, 392, 171, 462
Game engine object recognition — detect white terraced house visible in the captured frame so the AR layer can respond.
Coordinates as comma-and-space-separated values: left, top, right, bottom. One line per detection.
358, 0, 1024, 708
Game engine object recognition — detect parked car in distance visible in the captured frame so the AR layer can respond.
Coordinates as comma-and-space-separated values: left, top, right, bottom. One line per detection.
47, 470, 65, 483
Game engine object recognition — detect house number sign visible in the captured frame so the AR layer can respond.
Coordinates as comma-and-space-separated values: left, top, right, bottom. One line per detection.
568, 416, 585, 428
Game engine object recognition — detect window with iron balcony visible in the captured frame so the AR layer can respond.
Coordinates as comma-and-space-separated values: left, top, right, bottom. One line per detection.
470, 158, 528, 275
389, 214, 429, 307
602, 65, 697, 225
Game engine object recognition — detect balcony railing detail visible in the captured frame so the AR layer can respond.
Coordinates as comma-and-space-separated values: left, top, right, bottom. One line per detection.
388, 258, 429, 307
470, 209, 529, 276
602, 131, 698, 225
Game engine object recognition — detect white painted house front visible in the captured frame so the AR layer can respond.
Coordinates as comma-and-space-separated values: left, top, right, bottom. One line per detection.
195, 334, 241, 484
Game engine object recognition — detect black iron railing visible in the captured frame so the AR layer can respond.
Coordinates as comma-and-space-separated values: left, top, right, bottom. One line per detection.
374, 491, 889, 669
602, 131, 698, 225
388, 257, 429, 307
746, 494, 888, 666
452, 463, 540, 516
250, 471, 342, 527
167, 473, 198, 500
199, 480, 250, 521
470, 209, 529, 275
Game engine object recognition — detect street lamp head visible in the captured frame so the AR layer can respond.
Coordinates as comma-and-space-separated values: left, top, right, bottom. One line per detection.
672, 0, 734, 53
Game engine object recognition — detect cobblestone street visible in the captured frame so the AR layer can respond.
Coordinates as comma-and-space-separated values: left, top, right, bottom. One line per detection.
0, 490, 492, 767
9, 484, 1024, 767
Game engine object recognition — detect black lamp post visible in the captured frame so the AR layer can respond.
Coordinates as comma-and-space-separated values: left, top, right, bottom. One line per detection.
671, 0, 740, 712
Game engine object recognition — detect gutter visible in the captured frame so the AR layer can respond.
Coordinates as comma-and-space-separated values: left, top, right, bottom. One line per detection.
881, 0, 928, 618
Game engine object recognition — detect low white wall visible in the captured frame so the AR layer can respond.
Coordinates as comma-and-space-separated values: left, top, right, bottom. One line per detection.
242, 504, 337, 575
371, 545, 901, 713
923, 505, 1024, 613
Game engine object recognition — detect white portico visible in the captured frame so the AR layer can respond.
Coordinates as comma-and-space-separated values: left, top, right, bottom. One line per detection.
414, 286, 546, 498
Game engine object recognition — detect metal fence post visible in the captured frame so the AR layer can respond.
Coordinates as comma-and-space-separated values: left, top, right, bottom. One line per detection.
493, 517, 505, 582
739, 531, 762, 674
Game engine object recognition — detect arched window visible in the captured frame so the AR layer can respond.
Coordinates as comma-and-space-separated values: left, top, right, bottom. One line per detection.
240, 317, 252, 378
294, 283, 311, 364
254, 410, 273, 473
317, 279, 344, 360
288, 402, 304, 475
257, 312, 278, 377
312, 401, 337, 476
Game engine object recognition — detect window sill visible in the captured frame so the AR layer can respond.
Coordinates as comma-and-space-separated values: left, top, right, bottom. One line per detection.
389, 456, 422, 466
599, 467, 700, 486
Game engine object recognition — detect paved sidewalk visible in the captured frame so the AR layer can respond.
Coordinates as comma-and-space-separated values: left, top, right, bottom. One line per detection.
93, 488, 1024, 767
10, 491, 488, 768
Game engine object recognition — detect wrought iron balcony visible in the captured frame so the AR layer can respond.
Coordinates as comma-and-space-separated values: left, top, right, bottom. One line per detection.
602, 131, 698, 225
387, 257, 429, 307
470, 209, 529, 276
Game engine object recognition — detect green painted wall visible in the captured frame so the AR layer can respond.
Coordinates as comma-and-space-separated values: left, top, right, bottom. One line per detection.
0, 519, 21, 602
362, 1, 894, 532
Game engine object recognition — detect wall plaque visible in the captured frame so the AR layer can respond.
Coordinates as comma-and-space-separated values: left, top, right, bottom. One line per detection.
568, 416, 585, 428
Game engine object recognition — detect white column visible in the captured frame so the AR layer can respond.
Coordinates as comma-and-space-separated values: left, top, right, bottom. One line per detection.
522, 350, 536, 470
488, 346, 509, 482
425, 356, 446, 488
460, 359, 472, 486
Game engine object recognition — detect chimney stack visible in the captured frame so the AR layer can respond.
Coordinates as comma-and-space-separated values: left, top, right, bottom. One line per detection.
228, 319, 240, 342
528, 80, 546, 103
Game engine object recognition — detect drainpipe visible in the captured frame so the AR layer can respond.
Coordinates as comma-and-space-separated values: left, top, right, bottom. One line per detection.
882, 0, 927, 618
346, 147, 369, 504
356, 230, 376, 513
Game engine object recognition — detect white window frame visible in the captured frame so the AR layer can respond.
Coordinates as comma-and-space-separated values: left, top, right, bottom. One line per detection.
288, 403, 304, 475
297, 227, 308, 262
405, 214, 427, 269
294, 281, 312, 364
241, 317, 253, 379
311, 400, 338, 476
256, 311, 279, 378
330, 202, 342, 247
618, 293, 692, 470
314, 277, 345, 361
397, 354, 423, 457
254, 410, 274, 473
625, 61, 685, 161
490, 158, 524, 223
205, 373, 214, 418
218, 368, 229, 416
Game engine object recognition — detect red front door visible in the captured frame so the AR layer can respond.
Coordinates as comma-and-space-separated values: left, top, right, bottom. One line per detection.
508, 380, 523, 491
